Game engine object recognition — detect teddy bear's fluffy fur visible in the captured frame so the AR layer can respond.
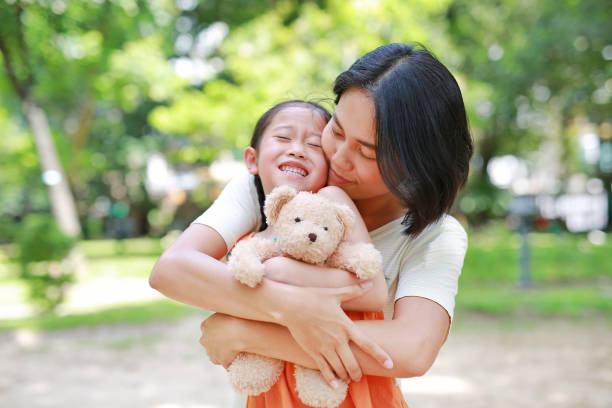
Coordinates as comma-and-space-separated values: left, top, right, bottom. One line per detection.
226, 186, 383, 408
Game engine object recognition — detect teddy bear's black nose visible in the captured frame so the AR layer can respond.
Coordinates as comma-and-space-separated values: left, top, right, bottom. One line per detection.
308, 233, 317, 242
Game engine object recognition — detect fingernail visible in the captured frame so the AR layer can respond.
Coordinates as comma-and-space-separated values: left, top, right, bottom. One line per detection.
384, 359, 393, 369
331, 380, 339, 389
359, 281, 372, 289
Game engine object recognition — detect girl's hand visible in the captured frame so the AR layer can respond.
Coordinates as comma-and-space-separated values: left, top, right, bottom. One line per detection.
199, 313, 242, 369
280, 281, 393, 386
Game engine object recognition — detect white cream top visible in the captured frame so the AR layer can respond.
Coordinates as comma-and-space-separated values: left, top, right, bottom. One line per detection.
193, 171, 467, 320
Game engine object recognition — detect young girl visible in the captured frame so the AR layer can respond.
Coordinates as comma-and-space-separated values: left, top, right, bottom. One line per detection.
156, 99, 406, 406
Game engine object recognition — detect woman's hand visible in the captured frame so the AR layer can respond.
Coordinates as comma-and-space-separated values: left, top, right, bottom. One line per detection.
199, 313, 242, 369
279, 281, 393, 386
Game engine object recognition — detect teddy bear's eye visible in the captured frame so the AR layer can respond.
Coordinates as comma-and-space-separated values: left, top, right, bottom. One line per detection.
294, 217, 301, 223
323, 227, 328, 231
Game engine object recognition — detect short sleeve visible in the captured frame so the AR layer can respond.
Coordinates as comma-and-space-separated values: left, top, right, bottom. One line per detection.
192, 171, 261, 251
394, 216, 468, 321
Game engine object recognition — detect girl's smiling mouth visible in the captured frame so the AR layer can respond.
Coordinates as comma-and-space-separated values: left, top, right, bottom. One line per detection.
279, 161, 309, 177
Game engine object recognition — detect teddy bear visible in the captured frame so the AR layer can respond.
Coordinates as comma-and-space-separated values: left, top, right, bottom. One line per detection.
226, 185, 383, 408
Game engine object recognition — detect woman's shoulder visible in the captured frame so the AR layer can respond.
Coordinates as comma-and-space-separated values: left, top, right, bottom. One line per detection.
409, 214, 468, 256
428, 214, 467, 236
372, 214, 466, 241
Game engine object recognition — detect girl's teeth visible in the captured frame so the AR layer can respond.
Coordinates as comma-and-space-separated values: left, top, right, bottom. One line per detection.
280, 166, 307, 176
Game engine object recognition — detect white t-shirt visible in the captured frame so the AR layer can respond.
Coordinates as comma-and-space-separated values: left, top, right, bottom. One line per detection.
193, 171, 467, 321
192, 172, 262, 250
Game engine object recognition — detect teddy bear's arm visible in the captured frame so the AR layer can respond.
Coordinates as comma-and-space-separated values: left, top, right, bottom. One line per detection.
228, 237, 281, 288
326, 242, 382, 280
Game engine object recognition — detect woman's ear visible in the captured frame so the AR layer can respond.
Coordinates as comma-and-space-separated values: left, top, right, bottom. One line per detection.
244, 147, 258, 175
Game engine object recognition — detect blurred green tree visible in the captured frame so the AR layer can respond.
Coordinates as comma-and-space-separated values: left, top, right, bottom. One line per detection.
446, 0, 611, 225
150, 0, 457, 156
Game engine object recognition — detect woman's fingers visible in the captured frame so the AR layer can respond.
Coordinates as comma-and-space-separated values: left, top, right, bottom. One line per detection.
322, 350, 349, 382
348, 326, 394, 370
313, 355, 340, 389
336, 344, 362, 382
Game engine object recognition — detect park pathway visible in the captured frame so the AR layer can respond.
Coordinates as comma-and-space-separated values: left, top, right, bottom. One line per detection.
2, 313, 611, 407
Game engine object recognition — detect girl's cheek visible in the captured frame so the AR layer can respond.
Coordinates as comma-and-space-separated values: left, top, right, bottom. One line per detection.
321, 130, 335, 160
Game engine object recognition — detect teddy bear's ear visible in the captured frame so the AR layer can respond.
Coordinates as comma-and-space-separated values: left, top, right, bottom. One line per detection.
334, 203, 355, 241
264, 186, 297, 225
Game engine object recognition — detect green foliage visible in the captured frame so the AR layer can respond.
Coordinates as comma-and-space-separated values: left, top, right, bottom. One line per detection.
15, 214, 76, 313
150, 0, 457, 155
1, 0, 610, 237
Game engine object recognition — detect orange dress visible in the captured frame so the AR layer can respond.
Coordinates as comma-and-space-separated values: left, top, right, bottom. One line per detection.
229, 233, 407, 407
246, 310, 408, 408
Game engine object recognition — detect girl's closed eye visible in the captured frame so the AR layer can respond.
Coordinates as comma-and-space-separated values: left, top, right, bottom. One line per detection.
275, 135, 291, 141
306, 137, 322, 148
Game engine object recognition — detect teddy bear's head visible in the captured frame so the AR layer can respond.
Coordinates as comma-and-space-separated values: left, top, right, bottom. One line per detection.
264, 186, 355, 264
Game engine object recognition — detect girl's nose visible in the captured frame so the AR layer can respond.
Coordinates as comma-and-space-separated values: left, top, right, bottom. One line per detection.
288, 142, 306, 158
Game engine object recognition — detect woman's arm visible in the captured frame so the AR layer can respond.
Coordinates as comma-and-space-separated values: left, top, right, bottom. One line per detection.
201, 296, 449, 379
150, 223, 393, 383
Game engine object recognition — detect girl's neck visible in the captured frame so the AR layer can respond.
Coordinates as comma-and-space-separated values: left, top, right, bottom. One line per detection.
354, 193, 407, 232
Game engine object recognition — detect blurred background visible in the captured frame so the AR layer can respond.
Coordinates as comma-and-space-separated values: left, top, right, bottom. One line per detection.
0, 0, 610, 407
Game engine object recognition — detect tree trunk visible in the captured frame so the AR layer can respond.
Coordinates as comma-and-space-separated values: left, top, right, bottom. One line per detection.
23, 96, 82, 237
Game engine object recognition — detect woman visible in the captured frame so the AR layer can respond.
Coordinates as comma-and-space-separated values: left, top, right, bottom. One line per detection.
150, 43, 472, 402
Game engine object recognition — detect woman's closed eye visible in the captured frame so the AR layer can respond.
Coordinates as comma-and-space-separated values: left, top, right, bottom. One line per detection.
360, 146, 376, 160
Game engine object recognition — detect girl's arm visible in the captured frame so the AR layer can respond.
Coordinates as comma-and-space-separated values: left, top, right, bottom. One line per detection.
201, 296, 449, 379
263, 257, 388, 311
262, 186, 388, 311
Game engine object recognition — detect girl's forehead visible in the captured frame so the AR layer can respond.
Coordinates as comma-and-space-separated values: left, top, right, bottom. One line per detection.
268, 106, 327, 130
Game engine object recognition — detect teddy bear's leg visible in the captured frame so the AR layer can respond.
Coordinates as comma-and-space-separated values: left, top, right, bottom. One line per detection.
294, 365, 348, 408
227, 352, 285, 395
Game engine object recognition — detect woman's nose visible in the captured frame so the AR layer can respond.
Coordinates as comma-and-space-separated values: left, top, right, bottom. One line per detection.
331, 142, 352, 171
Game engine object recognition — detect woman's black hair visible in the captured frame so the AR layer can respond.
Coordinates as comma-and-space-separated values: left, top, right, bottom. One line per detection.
250, 100, 332, 231
334, 43, 473, 236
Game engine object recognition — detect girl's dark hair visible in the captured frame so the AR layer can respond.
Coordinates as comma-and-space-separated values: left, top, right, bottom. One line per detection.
334, 43, 473, 236
250, 100, 332, 231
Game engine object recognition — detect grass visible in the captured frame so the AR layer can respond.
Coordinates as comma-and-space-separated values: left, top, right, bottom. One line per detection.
456, 284, 612, 317
0, 299, 202, 331
462, 224, 612, 284
86, 256, 158, 278
78, 238, 164, 259
1, 226, 611, 331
